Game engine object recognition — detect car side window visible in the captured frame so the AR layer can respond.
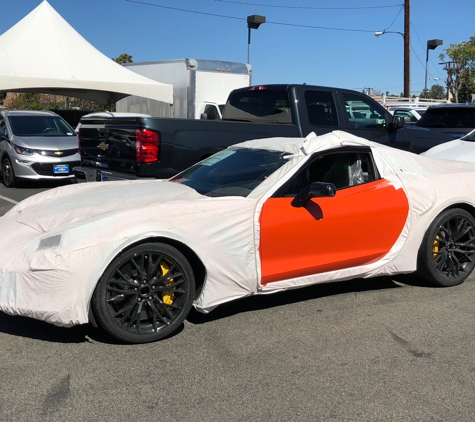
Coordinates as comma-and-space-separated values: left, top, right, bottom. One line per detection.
283, 151, 377, 196
342, 94, 387, 130
305, 90, 339, 127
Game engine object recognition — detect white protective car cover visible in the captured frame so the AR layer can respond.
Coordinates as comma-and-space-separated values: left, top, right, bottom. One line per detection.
421, 138, 475, 163
1, 131, 475, 326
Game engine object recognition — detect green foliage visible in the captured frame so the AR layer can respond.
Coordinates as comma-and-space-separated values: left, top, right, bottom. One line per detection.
9, 93, 61, 110
430, 84, 446, 100
439, 35, 475, 103
113, 53, 133, 64
5, 93, 110, 112
420, 84, 446, 100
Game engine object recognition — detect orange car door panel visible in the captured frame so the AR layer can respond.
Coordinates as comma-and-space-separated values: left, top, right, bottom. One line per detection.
259, 179, 409, 284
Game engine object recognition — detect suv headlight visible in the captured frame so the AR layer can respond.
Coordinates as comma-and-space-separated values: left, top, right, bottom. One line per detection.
9, 142, 36, 155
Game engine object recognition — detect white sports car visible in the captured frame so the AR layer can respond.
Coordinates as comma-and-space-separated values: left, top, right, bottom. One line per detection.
1, 131, 475, 343
421, 128, 475, 162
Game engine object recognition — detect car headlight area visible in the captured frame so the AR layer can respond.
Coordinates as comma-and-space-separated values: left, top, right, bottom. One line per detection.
0, 223, 123, 327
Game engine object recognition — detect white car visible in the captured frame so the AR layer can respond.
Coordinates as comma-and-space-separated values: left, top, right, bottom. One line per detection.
421, 129, 475, 162
2, 130, 475, 344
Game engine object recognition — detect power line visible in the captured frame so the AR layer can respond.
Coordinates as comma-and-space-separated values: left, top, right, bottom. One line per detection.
125, 0, 379, 33
213, 0, 404, 10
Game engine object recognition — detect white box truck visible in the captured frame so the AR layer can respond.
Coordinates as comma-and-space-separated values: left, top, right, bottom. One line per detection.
116, 58, 251, 119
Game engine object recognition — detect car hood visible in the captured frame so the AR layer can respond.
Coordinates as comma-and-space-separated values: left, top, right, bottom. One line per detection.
413, 126, 472, 140
421, 139, 475, 163
10, 134, 78, 150
6, 179, 208, 233
401, 125, 456, 152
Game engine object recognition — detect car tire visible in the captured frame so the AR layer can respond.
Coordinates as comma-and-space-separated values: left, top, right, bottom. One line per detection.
91, 242, 195, 344
2, 157, 17, 188
417, 208, 475, 287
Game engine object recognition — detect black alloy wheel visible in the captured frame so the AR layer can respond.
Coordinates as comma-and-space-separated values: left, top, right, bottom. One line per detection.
92, 243, 195, 343
418, 208, 475, 287
2, 157, 16, 188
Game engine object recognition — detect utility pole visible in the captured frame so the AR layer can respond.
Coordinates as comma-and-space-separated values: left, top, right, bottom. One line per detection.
404, 0, 410, 97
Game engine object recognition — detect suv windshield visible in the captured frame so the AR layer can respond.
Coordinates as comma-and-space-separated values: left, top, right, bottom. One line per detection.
416, 107, 475, 129
170, 148, 290, 197
8, 115, 76, 136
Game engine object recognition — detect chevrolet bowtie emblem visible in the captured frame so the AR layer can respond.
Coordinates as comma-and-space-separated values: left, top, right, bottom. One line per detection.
54, 151, 63, 156
97, 142, 109, 151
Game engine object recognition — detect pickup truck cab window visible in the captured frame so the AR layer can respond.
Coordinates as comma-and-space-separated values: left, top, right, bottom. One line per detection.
342, 93, 387, 131
305, 90, 339, 127
224, 88, 292, 123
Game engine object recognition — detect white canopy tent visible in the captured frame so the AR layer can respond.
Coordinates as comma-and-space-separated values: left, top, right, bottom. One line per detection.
0, 1, 173, 105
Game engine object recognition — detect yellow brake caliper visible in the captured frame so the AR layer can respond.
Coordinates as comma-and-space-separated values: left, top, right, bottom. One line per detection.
160, 260, 175, 306
433, 235, 440, 258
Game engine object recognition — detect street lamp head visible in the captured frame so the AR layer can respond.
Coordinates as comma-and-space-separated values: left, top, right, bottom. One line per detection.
247, 15, 266, 30
427, 39, 443, 50
375, 30, 404, 38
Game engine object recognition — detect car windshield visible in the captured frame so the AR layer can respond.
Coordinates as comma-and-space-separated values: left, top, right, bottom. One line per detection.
170, 148, 290, 197
8, 115, 76, 136
417, 107, 475, 128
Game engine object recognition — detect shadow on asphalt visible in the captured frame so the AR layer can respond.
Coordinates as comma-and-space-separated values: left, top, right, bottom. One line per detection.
0, 274, 435, 345
188, 273, 434, 324
0, 177, 75, 189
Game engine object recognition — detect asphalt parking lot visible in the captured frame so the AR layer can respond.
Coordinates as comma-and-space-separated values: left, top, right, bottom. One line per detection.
1, 181, 475, 422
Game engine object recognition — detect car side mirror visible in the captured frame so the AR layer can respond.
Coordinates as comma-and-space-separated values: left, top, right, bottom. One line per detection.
200, 113, 209, 120
389, 115, 405, 132
291, 182, 336, 208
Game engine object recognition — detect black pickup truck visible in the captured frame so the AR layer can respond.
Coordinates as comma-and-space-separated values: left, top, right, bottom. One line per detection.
74, 84, 453, 181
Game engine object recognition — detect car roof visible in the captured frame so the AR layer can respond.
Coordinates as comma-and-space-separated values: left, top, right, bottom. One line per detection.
427, 103, 475, 110
390, 107, 427, 111
2, 110, 59, 117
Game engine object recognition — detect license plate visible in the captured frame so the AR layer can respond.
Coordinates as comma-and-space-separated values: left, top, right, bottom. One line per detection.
53, 164, 69, 174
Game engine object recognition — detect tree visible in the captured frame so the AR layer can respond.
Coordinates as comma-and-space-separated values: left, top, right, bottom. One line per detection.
439, 35, 475, 103
0, 91, 6, 105
430, 84, 446, 100
8, 93, 60, 110
112, 53, 133, 64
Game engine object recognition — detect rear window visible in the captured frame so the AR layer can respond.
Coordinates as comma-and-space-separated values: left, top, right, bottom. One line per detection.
417, 107, 475, 129
224, 89, 292, 123
8, 115, 75, 136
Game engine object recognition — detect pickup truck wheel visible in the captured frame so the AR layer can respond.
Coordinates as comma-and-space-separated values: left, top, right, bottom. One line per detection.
417, 209, 475, 287
2, 157, 17, 188
92, 243, 195, 343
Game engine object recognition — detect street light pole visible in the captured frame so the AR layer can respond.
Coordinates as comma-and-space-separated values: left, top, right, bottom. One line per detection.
247, 15, 266, 85
374, 30, 408, 96
374, 0, 410, 97
403, 0, 410, 98
424, 39, 443, 98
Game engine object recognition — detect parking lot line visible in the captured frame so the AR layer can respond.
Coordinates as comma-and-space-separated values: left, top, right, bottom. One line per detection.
0, 195, 18, 205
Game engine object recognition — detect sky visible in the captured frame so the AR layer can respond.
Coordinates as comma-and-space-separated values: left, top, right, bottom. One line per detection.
1, 0, 474, 97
